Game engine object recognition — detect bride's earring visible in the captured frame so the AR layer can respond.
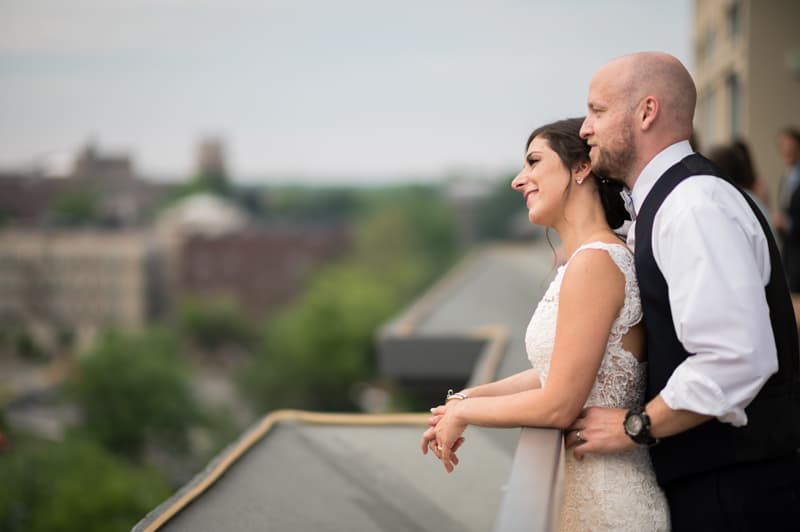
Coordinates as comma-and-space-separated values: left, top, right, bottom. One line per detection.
576, 178, 584, 185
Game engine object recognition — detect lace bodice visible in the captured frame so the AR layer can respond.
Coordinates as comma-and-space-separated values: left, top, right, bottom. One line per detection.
526, 241, 644, 409
524, 241, 669, 531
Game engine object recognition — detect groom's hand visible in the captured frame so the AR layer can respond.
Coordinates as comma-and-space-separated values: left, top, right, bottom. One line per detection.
566, 407, 637, 460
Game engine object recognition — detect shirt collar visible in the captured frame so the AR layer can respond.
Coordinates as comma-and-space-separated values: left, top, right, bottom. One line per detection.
630, 140, 694, 215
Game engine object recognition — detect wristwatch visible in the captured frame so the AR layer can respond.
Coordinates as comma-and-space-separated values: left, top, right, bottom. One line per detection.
623, 408, 659, 446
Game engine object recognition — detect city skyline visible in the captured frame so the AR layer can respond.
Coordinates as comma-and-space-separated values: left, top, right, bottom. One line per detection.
1, 0, 692, 184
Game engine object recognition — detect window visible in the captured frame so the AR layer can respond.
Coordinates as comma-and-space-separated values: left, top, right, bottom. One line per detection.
700, 88, 719, 148
727, 73, 741, 140
727, 0, 741, 41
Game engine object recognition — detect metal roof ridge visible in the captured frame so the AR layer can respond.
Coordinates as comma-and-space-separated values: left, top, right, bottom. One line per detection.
136, 410, 431, 532
383, 242, 532, 337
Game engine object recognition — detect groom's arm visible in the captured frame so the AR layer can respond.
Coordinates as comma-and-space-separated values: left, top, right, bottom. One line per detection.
566, 397, 711, 458
652, 185, 777, 427
567, 179, 777, 457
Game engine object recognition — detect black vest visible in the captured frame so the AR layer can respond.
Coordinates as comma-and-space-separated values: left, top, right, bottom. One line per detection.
634, 153, 800, 485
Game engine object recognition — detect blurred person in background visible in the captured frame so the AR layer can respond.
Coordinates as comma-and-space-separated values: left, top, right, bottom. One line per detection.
731, 139, 770, 206
707, 140, 775, 238
774, 127, 800, 291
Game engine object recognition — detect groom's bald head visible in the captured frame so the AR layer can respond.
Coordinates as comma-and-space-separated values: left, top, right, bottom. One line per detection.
596, 52, 696, 139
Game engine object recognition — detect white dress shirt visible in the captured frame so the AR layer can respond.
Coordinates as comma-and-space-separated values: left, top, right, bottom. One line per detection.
628, 140, 777, 427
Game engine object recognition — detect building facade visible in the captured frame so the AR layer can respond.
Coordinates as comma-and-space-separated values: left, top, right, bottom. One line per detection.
0, 229, 165, 351
179, 226, 349, 317
693, 0, 800, 204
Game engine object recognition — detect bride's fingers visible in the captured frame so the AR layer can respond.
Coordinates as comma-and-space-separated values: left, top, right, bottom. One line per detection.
421, 427, 436, 454
430, 405, 447, 416
452, 436, 466, 453
427, 414, 443, 427
430, 440, 443, 459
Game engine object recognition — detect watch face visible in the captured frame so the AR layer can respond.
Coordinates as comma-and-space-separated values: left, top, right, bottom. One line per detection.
625, 415, 644, 435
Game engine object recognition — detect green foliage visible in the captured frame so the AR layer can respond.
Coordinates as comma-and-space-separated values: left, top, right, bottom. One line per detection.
0, 435, 170, 532
185, 169, 231, 197
264, 186, 361, 224
50, 191, 99, 226
178, 296, 256, 352
241, 263, 399, 411
354, 185, 459, 288
70, 328, 200, 458
475, 175, 528, 240
241, 185, 461, 412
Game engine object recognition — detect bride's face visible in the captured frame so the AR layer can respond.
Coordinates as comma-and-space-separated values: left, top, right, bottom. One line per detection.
511, 136, 571, 227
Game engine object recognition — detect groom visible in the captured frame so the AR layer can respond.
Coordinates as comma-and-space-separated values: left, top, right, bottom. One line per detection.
568, 52, 800, 530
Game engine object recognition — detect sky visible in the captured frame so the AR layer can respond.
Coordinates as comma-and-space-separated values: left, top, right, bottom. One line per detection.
0, 0, 693, 184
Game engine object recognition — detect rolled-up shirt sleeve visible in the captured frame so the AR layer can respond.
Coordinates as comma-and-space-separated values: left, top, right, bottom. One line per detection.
653, 177, 778, 427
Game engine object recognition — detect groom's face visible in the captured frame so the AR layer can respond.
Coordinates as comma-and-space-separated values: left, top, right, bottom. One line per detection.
580, 68, 638, 183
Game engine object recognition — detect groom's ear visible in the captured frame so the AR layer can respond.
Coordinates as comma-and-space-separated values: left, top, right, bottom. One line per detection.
638, 96, 659, 131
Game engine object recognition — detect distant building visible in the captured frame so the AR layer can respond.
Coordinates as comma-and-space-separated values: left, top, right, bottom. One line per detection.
693, 0, 800, 203
179, 225, 349, 316
195, 138, 227, 176
156, 193, 350, 316
156, 193, 250, 239
0, 191, 350, 353
0, 142, 172, 228
0, 171, 70, 226
69, 142, 172, 227
72, 142, 134, 182
0, 228, 165, 351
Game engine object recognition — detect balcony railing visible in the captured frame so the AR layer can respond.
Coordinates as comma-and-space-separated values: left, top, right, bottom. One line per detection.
493, 427, 564, 532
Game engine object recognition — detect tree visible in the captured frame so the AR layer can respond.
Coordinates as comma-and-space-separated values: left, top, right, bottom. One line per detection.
354, 185, 459, 291
50, 191, 100, 226
178, 296, 256, 353
261, 185, 361, 224
188, 168, 231, 197
70, 328, 200, 459
240, 185, 461, 412
241, 263, 399, 411
0, 435, 170, 532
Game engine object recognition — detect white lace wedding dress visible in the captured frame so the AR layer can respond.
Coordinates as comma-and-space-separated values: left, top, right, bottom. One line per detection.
526, 241, 670, 531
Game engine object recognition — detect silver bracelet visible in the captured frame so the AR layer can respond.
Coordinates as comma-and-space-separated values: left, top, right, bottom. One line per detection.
446, 389, 468, 402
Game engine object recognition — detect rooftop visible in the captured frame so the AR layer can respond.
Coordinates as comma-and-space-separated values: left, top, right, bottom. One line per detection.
135, 241, 561, 532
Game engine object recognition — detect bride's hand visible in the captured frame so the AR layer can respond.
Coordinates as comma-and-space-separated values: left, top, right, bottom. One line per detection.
421, 424, 465, 464
427, 403, 447, 427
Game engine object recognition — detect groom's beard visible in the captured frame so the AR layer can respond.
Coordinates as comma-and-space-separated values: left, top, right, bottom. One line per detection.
592, 122, 637, 182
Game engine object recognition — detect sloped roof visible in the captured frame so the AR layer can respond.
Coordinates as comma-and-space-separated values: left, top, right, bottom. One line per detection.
136, 411, 516, 532
380, 243, 555, 385
156, 193, 250, 237
135, 241, 557, 531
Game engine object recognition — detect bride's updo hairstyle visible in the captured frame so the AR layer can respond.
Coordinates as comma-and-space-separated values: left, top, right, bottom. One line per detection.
527, 117, 630, 229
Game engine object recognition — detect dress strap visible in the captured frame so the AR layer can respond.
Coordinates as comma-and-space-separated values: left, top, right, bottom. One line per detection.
569, 241, 636, 282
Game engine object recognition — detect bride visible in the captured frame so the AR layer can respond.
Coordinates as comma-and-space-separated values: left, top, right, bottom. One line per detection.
420, 118, 669, 531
